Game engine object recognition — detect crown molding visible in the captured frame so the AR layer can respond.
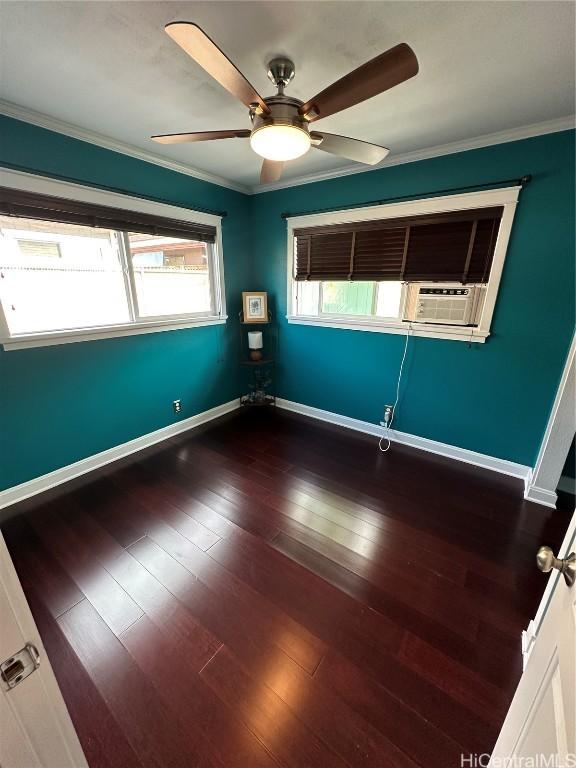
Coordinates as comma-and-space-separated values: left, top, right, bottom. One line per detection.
0, 100, 251, 195
2, 100, 573, 196
254, 115, 576, 193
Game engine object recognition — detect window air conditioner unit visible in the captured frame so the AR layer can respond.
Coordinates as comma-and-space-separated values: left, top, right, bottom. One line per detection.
403, 283, 486, 326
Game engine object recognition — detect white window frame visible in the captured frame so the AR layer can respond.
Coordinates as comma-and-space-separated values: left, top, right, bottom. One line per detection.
0, 168, 227, 351
286, 186, 521, 343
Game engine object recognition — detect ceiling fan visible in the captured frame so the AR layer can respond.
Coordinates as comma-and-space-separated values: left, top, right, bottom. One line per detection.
152, 22, 419, 184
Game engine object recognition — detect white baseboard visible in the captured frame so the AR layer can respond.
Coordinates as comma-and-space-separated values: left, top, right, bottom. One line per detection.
523, 483, 558, 509
276, 398, 531, 482
0, 399, 240, 513
1, 395, 547, 514
523, 472, 575, 509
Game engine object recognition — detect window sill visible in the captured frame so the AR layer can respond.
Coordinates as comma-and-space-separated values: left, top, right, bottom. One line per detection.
286, 315, 489, 343
1, 315, 228, 351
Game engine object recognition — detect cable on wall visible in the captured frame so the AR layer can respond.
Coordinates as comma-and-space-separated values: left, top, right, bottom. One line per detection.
378, 325, 412, 453
280, 175, 531, 219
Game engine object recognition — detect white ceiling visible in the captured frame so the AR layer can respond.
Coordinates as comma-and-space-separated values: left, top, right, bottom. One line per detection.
1, 1, 574, 191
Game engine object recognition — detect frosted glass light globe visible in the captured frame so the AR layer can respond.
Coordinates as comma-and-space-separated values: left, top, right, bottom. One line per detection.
250, 124, 311, 161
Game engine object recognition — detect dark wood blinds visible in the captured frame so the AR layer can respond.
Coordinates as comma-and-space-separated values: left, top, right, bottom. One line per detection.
294, 206, 503, 283
0, 187, 217, 243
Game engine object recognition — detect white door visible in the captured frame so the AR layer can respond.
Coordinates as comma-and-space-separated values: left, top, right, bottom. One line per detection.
0, 532, 88, 768
490, 510, 576, 764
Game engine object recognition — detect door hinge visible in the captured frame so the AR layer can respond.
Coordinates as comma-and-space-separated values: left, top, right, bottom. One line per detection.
1, 643, 40, 690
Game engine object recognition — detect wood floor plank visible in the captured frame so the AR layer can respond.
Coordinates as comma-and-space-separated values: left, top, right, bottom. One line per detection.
205, 635, 420, 768
2, 515, 84, 618
121, 464, 281, 542
204, 528, 412, 658
27, 505, 144, 635
115, 469, 221, 551
263, 488, 466, 583
56, 503, 223, 667
397, 632, 508, 725
206, 530, 498, 751
270, 529, 480, 640
120, 614, 280, 768
20, 587, 144, 768
315, 648, 498, 758
129, 536, 326, 675
287, 463, 543, 574
129, 452, 484, 644
172, 437, 543, 624
1, 407, 564, 767
200, 646, 350, 768
58, 599, 225, 768
118, 465, 238, 539
173, 429, 546, 591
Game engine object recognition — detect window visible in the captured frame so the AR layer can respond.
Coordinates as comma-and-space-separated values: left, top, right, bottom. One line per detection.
296, 280, 403, 319
126, 233, 213, 319
0, 174, 226, 349
0, 217, 130, 334
287, 187, 520, 343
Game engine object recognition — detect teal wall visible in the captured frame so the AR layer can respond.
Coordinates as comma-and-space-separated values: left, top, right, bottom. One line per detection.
1, 116, 574, 490
0, 116, 251, 490
251, 131, 575, 466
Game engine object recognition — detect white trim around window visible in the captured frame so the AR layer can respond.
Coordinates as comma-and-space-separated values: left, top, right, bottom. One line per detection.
0, 168, 228, 350
285, 186, 521, 343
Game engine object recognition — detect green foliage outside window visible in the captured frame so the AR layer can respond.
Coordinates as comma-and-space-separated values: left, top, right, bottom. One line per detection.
321, 281, 375, 315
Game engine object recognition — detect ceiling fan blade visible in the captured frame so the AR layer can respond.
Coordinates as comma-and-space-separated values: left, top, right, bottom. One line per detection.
151, 129, 251, 145
260, 160, 284, 184
310, 132, 389, 165
165, 22, 269, 113
299, 43, 418, 122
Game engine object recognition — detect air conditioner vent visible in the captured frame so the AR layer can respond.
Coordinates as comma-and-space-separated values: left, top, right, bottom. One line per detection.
402, 283, 485, 326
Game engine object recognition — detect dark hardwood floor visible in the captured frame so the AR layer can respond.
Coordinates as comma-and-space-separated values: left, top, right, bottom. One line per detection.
2, 408, 571, 768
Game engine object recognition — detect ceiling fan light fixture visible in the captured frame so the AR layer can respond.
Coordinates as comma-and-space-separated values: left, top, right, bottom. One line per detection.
250, 124, 311, 161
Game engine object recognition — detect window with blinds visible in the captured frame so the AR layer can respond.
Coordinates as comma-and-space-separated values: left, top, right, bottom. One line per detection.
0, 186, 223, 340
294, 207, 503, 284
0, 187, 217, 244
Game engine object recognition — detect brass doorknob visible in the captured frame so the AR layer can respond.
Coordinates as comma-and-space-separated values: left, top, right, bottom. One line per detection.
536, 546, 576, 588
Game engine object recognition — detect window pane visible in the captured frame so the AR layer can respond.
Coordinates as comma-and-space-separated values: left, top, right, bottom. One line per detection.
321, 281, 375, 315
127, 233, 212, 318
0, 216, 130, 334
296, 281, 320, 315
376, 282, 403, 318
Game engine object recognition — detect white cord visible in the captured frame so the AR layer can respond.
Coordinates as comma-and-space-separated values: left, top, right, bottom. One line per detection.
378, 326, 411, 453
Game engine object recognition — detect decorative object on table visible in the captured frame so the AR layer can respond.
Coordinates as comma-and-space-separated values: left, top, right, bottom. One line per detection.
239, 304, 277, 407
242, 291, 268, 323
245, 369, 273, 406
248, 331, 263, 361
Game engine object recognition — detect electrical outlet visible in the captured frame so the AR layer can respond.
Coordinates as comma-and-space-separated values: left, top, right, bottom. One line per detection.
173, 399, 182, 414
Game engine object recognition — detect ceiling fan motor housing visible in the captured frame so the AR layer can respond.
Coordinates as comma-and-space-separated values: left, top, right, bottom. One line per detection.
250, 57, 313, 137
250, 94, 309, 133
249, 94, 314, 160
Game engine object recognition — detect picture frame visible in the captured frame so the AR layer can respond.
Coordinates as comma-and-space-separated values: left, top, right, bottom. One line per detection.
242, 291, 268, 323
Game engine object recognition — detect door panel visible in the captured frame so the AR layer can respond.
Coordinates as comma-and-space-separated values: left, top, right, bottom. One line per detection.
0, 532, 88, 768
491, 514, 575, 763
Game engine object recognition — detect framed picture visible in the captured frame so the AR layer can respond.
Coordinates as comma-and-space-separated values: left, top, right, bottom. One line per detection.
242, 291, 268, 323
